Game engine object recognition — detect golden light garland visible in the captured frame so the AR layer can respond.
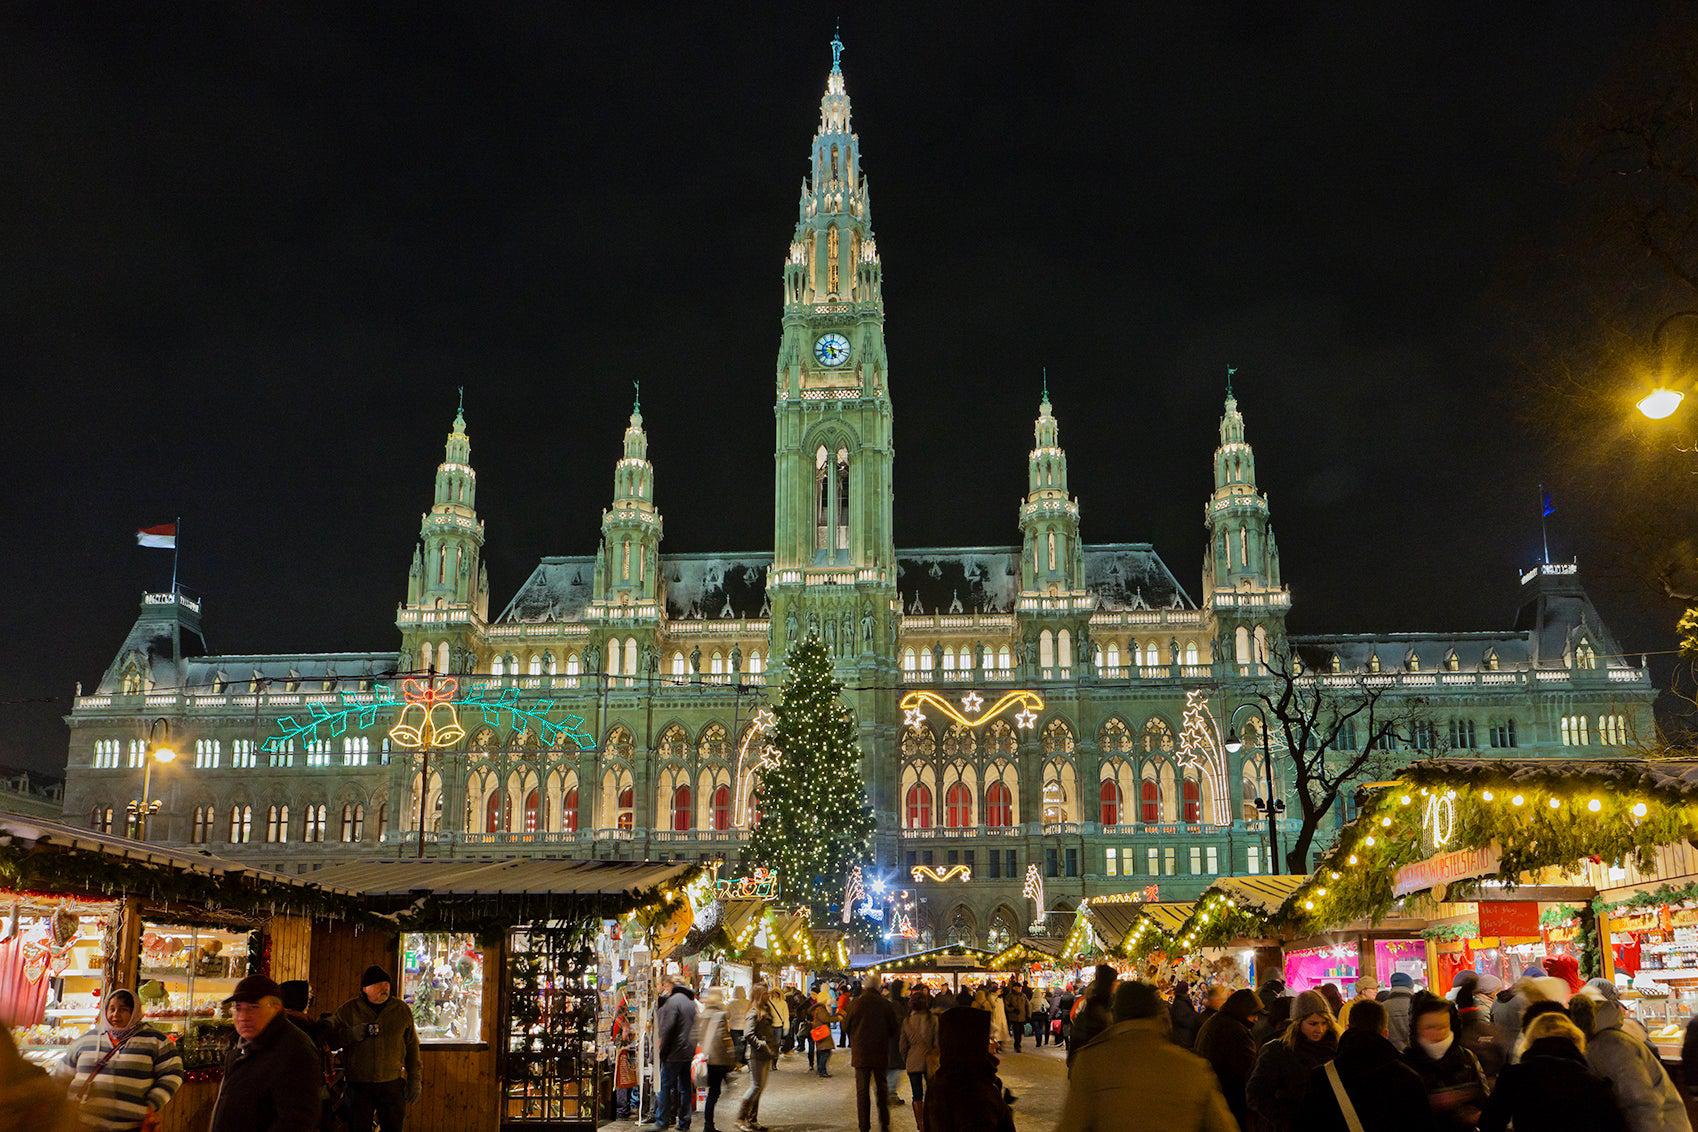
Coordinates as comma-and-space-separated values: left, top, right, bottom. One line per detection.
899, 689, 1044, 732
910, 864, 971, 884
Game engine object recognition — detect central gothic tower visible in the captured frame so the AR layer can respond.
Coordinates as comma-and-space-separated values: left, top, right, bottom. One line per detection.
768, 34, 901, 828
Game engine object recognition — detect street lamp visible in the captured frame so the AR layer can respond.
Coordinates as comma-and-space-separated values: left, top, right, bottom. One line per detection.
126, 719, 177, 841
1224, 703, 1282, 873
1636, 310, 1698, 419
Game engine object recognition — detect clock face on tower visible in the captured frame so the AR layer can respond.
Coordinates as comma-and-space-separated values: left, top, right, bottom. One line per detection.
813, 332, 851, 368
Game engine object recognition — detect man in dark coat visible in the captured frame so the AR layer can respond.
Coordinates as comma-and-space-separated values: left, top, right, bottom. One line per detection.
1004, 982, 1029, 1052
1484, 1012, 1630, 1132
844, 972, 900, 1132
1193, 987, 1263, 1128
644, 982, 697, 1131
1066, 965, 1118, 1069
210, 975, 325, 1132
922, 1006, 1014, 1132
1296, 1000, 1433, 1132
1168, 980, 1202, 1050
884, 979, 910, 1105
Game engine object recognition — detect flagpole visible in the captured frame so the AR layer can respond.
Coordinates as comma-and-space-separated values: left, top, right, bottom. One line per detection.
1540, 486, 1550, 565
171, 516, 180, 597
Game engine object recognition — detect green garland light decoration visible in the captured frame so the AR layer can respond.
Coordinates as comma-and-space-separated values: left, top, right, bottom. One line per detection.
263, 682, 594, 754
1595, 879, 1698, 916
1278, 760, 1698, 936
1421, 920, 1478, 942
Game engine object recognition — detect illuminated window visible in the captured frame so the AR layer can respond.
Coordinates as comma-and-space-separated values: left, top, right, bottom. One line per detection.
617, 786, 634, 830
1190, 846, 1202, 874
402, 933, 484, 1043
562, 788, 578, 832
944, 782, 973, 827
91, 806, 114, 834
1140, 778, 1159, 823
1146, 846, 1158, 876
190, 805, 213, 844
1247, 845, 1260, 874
340, 804, 364, 842
303, 804, 327, 843
524, 789, 541, 832
229, 804, 252, 843
671, 785, 693, 831
1206, 846, 1219, 873
265, 805, 288, 843
905, 783, 933, 829
1105, 847, 1119, 876
485, 791, 504, 833
985, 782, 1013, 827
1181, 778, 1201, 823
1098, 779, 1121, 825
195, 739, 221, 768
710, 785, 732, 831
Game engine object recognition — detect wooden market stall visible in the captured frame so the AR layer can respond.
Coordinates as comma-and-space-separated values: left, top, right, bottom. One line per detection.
309, 856, 703, 1132
0, 810, 368, 1132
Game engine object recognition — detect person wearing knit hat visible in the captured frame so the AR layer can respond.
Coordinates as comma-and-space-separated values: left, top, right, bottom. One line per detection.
333, 962, 421, 1131
1247, 989, 1339, 1132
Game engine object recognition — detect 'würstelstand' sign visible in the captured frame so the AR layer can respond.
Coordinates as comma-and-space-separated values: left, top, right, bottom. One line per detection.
1392, 843, 1502, 898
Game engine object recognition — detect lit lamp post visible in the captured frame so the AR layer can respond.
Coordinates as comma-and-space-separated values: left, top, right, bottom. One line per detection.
126, 719, 177, 841
1224, 703, 1282, 873
1636, 310, 1698, 420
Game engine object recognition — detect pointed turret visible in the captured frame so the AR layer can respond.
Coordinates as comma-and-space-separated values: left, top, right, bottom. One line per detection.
1203, 374, 1288, 671
1019, 374, 1083, 595
397, 396, 487, 672
593, 387, 663, 610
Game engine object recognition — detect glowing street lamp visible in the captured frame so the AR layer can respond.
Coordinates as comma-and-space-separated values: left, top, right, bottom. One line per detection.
1637, 387, 1685, 420
127, 720, 177, 841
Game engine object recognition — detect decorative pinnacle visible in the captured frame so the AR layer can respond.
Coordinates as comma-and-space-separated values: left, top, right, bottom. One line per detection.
453, 386, 466, 430
632, 379, 642, 416
831, 24, 844, 73
1041, 366, 1050, 404
1225, 366, 1237, 399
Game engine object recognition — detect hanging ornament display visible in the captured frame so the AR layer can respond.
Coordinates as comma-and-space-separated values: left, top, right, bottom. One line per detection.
263, 679, 593, 755
899, 689, 1044, 732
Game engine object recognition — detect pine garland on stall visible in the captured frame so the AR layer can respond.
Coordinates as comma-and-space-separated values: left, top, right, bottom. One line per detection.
742, 633, 876, 916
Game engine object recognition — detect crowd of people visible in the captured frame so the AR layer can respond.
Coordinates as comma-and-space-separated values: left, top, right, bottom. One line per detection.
635, 959, 1698, 1132
0, 965, 420, 1132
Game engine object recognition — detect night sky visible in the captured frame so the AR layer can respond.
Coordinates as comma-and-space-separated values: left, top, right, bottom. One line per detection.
1, 6, 1676, 776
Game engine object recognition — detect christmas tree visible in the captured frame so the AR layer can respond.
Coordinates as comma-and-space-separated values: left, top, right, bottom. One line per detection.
743, 632, 875, 916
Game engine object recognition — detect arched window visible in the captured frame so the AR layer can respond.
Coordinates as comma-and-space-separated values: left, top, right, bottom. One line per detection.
191, 805, 211, 844
814, 444, 852, 559
902, 648, 917, 672
623, 637, 637, 677
998, 645, 1011, 670
672, 651, 686, 678
1235, 626, 1251, 665
944, 782, 973, 828
985, 782, 1013, 827
486, 792, 504, 833
524, 789, 541, 833
710, 784, 732, 831
1140, 778, 1159, 823
563, 787, 579, 832
1039, 630, 1055, 670
1106, 643, 1121, 669
905, 783, 933, 829
1185, 640, 1200, 665
491, 656, 505, 676
749, 650, 763, 674
1058, 629, 1073, 670
1182, 777, 1201, 823
1099, 780, 1122, 826
436, 641, 450, 674
671, 785, 693, 831
340, 803, 365, 842
528, 654, 543, 676
617, 786, 634, 830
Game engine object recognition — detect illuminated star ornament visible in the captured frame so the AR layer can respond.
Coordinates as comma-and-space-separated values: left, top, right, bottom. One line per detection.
900, 689, 1043, 731
1014, 707, 1038, 730
961, 690, 984, 714
903, 706, 928, 730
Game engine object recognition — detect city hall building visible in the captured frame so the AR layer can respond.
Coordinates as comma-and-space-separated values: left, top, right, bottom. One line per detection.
58, 45, 1655, 950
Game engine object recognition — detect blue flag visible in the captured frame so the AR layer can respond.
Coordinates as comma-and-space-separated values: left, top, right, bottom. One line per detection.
1541, 488, 1556, 518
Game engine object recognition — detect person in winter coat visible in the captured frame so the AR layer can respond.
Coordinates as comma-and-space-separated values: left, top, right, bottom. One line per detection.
884, 981, 910, 1107
922, 1007, 1013, 1132
1382, 971, 1417, 1051
1251, 992, 1293, 1051
1339, 974, 1377, 1027
1168, 981, 1202, 1051
650, 982, 698, 1130
1246, 989, 1338, 1132
987, 986, 1011, 1051
726, 987, 750, 1068
1295, 1000, 1433, 1132
810, 993, 837, 1078
1484, 1012, 1630, 1132
1003, 983, 1029, 1052
61, 987, 184, 1132
1056, 981, 1236, 1132
1056, 985, 1077, 1047
1457, 974, 1507, 1086
331, 966, 421, 1132
209, 975, 325, 1132
1029, 988, 1050, 1049
737, 986, 779, 1132
1401, 993, 1488, 1132
1569, 986, 1691, 1132
899, 988, 939, 1132
1194, 986, 1263, 1128
1488, 964, 1545, 1040
845, 972, 900, 1132
1065, 966, 1117, 1069
693, 987, 736, 1132
1586, 977, 1655, 1046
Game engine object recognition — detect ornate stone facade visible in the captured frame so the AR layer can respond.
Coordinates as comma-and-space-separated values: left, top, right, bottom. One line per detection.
58, 43, 1657, 951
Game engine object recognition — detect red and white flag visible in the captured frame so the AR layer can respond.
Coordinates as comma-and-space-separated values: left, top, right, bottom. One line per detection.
136, 523, 177, 549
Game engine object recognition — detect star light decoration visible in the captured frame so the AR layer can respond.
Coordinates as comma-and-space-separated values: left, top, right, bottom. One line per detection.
1014, 706, 1038, 729
899, 690, 1043, 732
903, 706, 928, 729
842, 865, 865, 925
961, 690, 984, 714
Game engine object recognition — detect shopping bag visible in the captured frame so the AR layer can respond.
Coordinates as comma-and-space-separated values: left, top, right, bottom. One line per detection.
810, 1024, 831, 1042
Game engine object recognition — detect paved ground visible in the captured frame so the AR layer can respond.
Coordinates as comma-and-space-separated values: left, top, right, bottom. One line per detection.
619, 1041, 1070, 1131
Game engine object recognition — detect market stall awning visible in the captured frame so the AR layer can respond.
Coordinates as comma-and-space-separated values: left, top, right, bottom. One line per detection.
858, 943, 995, 976
987, 937, 1062, 970
0, 810, 359, 895
1278, 757, 1698, 939
1083, 900, 1142, 950
1174, 875, 1311, 948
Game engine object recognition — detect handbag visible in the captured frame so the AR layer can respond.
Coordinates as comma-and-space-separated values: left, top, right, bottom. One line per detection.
1324, 1062, 1365, 1132
810, 1023, 831, 1043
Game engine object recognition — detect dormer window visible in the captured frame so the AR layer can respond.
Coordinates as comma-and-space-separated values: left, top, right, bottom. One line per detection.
211, 671, 227, 694
1484, 650, 1499, 672
1445, 651, 1459, 672
285, 670, 301, 693
1406, 651, 1420, 673
1574, 639, 1597, 670
1367, 653, 1381, 674
1330, 654, 1341, 674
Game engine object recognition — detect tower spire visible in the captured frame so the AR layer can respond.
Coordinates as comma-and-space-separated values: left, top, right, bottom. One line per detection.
1225, 365, 1236, 399
831, 24, 844, 73
1041, 366, 1050, 405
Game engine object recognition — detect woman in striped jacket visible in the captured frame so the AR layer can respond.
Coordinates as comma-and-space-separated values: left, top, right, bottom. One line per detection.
61, 989, 184, 1131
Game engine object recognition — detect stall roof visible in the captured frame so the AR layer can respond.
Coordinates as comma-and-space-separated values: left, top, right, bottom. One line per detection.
310, 857, 696, 898
860, 943, 996, 975
0, 810, 359, 897
1083, 901, 1143, 950
1206, 875, 1311, 915
987, 937, 1062, 970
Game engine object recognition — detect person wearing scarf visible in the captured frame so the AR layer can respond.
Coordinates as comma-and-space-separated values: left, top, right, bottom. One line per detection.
61, 989, 184, 1131
922, 1007, 1013, 1132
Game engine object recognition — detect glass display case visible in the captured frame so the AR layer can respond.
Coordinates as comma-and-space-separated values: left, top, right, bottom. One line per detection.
3, 897, 118, 1068
501, 922, 599, 1129
1612, 904, 1698, 1055
136, 920, 249, 1068
402, 932, 484, 1043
